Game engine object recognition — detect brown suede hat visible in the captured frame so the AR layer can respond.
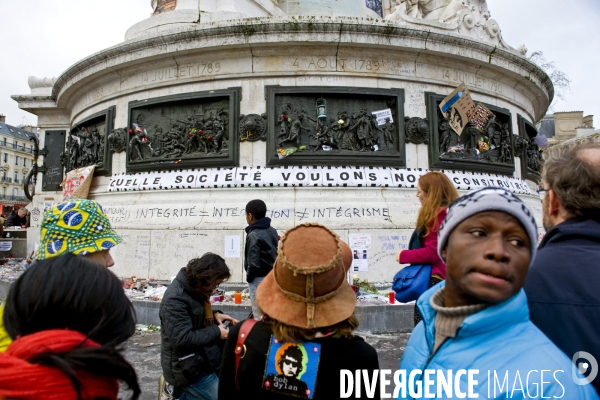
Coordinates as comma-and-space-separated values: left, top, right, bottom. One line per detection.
256, 223, 356, 329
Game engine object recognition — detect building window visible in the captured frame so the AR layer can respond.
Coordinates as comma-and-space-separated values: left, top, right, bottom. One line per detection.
3, 154, 7, 163
23, 158, 26, 167
15, 156, 19, 166
13, 141, 17, 150
2, 138, 6, 146
14, 172, 18, 182
22, 173, 26, 183
12, 188, 17, 197
30, 159, 34, 167
30, 145, 33, 153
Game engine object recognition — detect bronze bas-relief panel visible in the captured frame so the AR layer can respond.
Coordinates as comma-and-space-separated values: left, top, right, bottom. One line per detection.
517, 114, 543, 183
266, 86, 405, 166
426, 92, 515, 175
126, 89, 240, 173
64, 106, 115, 176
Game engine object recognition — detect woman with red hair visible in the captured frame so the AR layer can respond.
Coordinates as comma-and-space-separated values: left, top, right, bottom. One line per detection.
396, 171, 459, 325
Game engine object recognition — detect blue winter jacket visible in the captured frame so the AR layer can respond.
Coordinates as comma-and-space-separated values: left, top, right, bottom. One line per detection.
399, 282, 599, 399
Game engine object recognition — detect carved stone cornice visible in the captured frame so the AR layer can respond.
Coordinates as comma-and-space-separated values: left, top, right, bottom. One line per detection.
48, 17, 552, 121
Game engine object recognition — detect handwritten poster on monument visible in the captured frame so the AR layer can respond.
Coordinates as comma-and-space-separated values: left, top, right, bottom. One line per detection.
365, 0, 383, 17
371, 108, 394, 126
470, 103, 495, 133
439, 83, 477, 135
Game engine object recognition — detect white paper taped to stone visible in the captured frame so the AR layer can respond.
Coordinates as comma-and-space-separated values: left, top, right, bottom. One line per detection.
351, 249, 369, 272
371, 108, 394, 126
107, 167, 532, 195
349, 233, 371, 249
224, 235, 241, 258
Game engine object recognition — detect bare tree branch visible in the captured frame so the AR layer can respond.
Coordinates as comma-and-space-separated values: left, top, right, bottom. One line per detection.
528, 51, 571, 112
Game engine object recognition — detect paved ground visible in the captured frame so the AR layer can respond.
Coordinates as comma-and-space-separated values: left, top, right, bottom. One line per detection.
119, 330, 410, 399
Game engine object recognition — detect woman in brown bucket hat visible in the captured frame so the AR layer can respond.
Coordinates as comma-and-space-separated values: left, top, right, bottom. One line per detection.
218, 223, 380, 399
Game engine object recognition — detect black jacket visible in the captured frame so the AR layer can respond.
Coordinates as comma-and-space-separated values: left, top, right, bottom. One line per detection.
244, 217, 278, 283
5, 211, 26, 227
524, 218, 600, 394
160, 269, 223, 388
218, 321, 380, 399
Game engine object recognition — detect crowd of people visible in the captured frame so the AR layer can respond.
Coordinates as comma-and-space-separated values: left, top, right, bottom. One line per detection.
0, 144, 598, 399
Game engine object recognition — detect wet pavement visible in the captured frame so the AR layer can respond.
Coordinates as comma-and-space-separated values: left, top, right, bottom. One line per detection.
119, 330, 410, 399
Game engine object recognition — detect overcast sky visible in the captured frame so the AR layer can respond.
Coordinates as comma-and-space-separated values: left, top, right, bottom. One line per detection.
1, 0, 599, 127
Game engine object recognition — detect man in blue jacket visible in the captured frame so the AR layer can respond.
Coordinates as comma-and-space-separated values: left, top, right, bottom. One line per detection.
525, 144, 600, 394
399, 187, 598, 399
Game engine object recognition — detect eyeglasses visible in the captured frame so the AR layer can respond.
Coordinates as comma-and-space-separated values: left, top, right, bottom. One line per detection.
537, 187, 550, 201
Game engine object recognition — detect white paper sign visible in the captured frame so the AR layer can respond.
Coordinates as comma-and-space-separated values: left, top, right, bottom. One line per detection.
351, 249, 369, 271
43, 201, 54, 212
349, 233, 371, 249
371, 108, 394, 126
224, 235, 241, 258
0, 242, 13, 252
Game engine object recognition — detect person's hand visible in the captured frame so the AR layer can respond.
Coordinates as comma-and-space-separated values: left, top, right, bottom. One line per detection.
396, 250, 403, 263
218, 324, 228, 339
215, 313, 239, 326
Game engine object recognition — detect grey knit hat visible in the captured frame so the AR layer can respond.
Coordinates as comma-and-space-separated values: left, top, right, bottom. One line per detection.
438, 187, 538, 260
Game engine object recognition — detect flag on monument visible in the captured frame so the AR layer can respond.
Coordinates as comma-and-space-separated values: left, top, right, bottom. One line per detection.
439, 83, 476, 135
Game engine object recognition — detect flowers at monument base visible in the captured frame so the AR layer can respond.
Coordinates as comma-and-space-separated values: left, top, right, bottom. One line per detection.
478, 138, 490, 152
277, 147, 298, 159
0, 262, 27, 283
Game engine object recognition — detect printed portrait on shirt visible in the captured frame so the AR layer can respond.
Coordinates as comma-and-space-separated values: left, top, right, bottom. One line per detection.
263, 337, 321, 399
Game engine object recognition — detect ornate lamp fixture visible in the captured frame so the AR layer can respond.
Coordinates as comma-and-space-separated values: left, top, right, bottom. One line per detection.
316, 98, 327, 120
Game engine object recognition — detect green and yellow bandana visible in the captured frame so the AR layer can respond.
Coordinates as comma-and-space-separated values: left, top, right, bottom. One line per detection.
35, 200, 121, 260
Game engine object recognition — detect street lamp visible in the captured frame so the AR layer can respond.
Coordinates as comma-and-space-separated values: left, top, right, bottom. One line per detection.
316, 98, 327, 120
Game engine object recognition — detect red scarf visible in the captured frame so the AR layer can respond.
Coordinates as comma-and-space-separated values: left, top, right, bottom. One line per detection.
0, 329, 119, 400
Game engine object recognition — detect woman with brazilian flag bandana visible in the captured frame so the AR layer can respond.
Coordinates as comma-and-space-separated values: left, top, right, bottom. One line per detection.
0, 199, 122, 352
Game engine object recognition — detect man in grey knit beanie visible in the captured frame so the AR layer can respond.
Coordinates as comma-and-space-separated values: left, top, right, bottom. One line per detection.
398, 187, 599, 399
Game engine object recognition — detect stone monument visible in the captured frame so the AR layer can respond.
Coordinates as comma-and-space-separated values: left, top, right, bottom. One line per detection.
13, 0, 551, 283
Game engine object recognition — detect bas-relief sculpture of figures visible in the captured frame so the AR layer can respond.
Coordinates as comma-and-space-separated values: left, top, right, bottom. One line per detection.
275, 99, 398, 154
525, 139, 544, 173
62, 124, 106, 173
127, 100, 230, 163
385, 0, 510, 50
436, 107, 513, 166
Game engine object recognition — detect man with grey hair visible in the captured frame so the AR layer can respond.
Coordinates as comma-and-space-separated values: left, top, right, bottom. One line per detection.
524, 144, 600, 394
